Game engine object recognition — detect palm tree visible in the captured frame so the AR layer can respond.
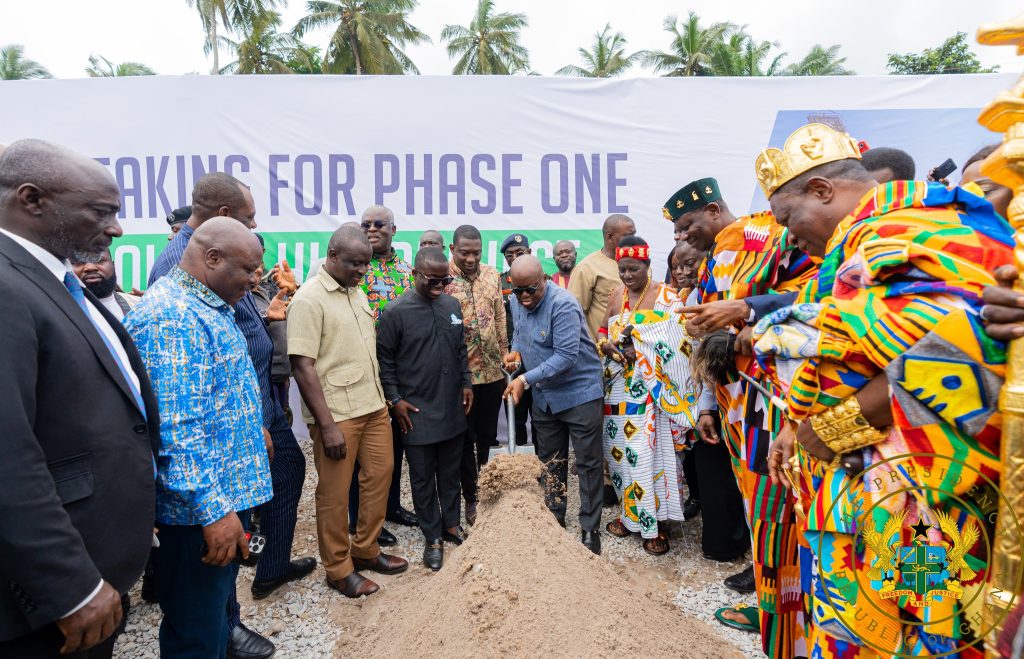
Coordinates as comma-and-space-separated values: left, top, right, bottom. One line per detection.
711, 31, 784, 76
555, 23, 638, 78
85, 55, 157, 77
0, 44, 52, 80
220, 9, 298, 73
785, 44, 854, 76
185, 0, 286, 75
294, 0, 429, 75
440, 0, 529, 75
287, 43, 323, 73
641, 12, 734, 77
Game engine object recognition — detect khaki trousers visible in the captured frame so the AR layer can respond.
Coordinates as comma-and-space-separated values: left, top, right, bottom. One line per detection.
309, 407, 393, 580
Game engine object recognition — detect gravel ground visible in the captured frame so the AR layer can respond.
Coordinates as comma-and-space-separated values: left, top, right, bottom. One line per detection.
115, 394, 761, 658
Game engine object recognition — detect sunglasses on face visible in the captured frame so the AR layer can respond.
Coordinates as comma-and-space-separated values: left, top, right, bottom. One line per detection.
512, 284, 539, 296
361, 220, 390, 230
423, 275, 454, 288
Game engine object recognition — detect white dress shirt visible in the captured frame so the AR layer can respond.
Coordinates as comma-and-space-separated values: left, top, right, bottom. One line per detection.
97, 293, 126, 321
0, 228, 140, 617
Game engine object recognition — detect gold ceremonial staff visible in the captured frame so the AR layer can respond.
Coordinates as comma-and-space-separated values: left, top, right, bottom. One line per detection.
977, 14, 1024, 656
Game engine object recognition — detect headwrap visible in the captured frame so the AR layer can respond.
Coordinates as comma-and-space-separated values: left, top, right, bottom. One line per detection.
615, 243, 650, 262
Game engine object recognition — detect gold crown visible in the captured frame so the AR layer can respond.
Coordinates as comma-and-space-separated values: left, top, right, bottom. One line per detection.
754, 122, 862, 198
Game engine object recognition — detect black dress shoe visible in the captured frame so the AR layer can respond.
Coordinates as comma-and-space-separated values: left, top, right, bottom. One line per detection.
554, 514, 566, 529
603, 484, 618, 507
465, 501, 478, 526
386, 507, 418, 527
683, 496, 701, 521
724, 565, 756, 594
581, 530, 601, 555
251, 557, 318, 599
348, 523, 398, 547
443, 526, 469, 545
227, 623, 275, 659
423, 540, 444, 571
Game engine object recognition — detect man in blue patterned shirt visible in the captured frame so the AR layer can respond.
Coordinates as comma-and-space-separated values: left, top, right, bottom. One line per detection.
125, 218, 272, 659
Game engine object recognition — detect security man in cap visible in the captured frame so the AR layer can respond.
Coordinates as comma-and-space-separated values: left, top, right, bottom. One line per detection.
499, 233, 534, 446
166, 206, 190, 241
665, 176, 814, 655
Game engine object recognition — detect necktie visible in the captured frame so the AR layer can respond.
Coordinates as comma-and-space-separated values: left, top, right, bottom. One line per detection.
64, 272, 147, 419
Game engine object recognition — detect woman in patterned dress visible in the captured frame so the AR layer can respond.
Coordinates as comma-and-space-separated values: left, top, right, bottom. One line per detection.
597, 235, 698, 555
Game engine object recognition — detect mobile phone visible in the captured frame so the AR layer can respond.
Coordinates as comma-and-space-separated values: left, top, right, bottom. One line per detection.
201, 532, 266, 566
857, 140, 870, 153
931, 158, 957, 182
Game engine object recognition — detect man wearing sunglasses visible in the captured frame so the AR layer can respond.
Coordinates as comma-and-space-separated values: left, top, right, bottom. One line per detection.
347, 206, 418, 551
502, 255, 605, 555
376, 247, 473, 571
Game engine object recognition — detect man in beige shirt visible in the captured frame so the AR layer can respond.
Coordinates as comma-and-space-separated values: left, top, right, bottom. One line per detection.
288, 226, 408, 598
567, 214, 636, 341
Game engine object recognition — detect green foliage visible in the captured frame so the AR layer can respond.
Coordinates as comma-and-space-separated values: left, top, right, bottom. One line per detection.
185, 0, 287, 74
887, 32, 998, 75
441, 0, 530, 75
641, 12, 734, 77
294, 0, 429, 75
555, 23, 638, 78
0, 44, 52, 80
220, 9, 299, 73
785, 44, 854, 76
286, 43, 324, 73
710, 28, 785, 76
85, 55, 156, 77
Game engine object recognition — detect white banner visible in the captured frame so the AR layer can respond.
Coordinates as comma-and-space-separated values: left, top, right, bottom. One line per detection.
0, 73, 1016, 288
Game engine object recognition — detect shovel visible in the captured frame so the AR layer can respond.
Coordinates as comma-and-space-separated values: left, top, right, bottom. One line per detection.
489, 365, 536, 461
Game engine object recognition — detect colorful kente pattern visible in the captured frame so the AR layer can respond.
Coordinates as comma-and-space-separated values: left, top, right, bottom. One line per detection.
360, 249, 412, 325
753, 181, 1014, 658
695, 211, 814, 659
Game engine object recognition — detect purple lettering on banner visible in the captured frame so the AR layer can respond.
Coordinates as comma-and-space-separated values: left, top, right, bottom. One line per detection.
115, 157, 142, 220
191, 155, 218, 182
608, 153, 628, 213
406, 153, 433, 215
328, 154, 356, 216
439, 154, 465, 215
502, 153, 523, 214
540, 154, 569, 214
269, 154, 290, 217
94, 157, 110, 166
575, 154, 601, 213
294, 154, 323, 216
145, 156, 172, 218
470, 154, 496, 214
374, 154, 400, 205
175, 156, 188, 208
224, 155, 250, 179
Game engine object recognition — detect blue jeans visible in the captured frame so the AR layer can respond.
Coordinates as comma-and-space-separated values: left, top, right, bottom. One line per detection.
156, 513, 247, 659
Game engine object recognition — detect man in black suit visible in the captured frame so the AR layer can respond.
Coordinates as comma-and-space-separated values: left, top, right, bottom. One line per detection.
0, 139, 159, 658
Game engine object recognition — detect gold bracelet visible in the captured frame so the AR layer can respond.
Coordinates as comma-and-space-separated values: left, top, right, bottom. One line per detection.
808, 394, 889, 454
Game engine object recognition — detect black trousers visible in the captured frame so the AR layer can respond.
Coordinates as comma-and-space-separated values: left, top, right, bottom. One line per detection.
681, 444, 700, 501
0, 596, 129, 659
349, 416, 404, 522
460, 380, 504, 503
255, 424, 305, 582
406, 434, 464, 541
532, 398, 604, 532
693, 436, 749, 561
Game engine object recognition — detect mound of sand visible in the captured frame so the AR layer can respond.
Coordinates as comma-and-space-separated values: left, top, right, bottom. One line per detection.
340, 454, 737, 658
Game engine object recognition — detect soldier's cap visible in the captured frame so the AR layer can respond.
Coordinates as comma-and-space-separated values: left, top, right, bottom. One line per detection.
500, 233, 530, 253
662, 178, 722, 222
166, 205, 191, 227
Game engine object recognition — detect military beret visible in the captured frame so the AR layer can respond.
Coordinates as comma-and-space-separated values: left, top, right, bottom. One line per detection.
166, 205, 191, 227
661, 178, 722, 222
500, 233, 530, 253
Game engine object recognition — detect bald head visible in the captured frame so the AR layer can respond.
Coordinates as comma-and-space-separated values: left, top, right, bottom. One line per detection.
510, 254, 543, 280
326, 224, 372, 287
509, 255, 547, 310
180, 216, 263, 305
419, 229, 444, 250
190, 172, 256, 229
0, 138, 123, 259
601, 213, 636, 253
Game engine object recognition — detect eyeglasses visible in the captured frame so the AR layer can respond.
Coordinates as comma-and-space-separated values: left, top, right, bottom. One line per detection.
361, 220, 391, 230
511, 285, 539, 296
423, 275, 454, 288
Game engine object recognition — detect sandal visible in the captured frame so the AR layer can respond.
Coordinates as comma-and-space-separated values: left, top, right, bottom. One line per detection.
714, 604, 759, 633
606, 519, 633, 538
642, 532, 670, 556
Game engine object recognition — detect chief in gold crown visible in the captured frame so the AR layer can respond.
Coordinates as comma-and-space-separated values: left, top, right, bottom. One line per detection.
751, 121, 1015, 656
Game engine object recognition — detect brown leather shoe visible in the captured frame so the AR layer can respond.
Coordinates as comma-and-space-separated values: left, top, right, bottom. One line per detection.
326, 572, 379, 598
465, 501, 478, 526
352, 552, 409, 575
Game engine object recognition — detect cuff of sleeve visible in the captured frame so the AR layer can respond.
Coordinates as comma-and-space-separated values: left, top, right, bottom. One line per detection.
194, 490, 235, 527
747, 305, 756, 322
286, 341, 320, 360
62, 580, 103, 619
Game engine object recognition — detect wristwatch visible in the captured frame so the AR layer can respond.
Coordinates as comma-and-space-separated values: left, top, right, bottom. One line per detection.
386, 396, 402, 408
518, 375, 530, 390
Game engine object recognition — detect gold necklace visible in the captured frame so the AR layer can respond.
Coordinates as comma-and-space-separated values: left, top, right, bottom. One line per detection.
621, 273, 652, 313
